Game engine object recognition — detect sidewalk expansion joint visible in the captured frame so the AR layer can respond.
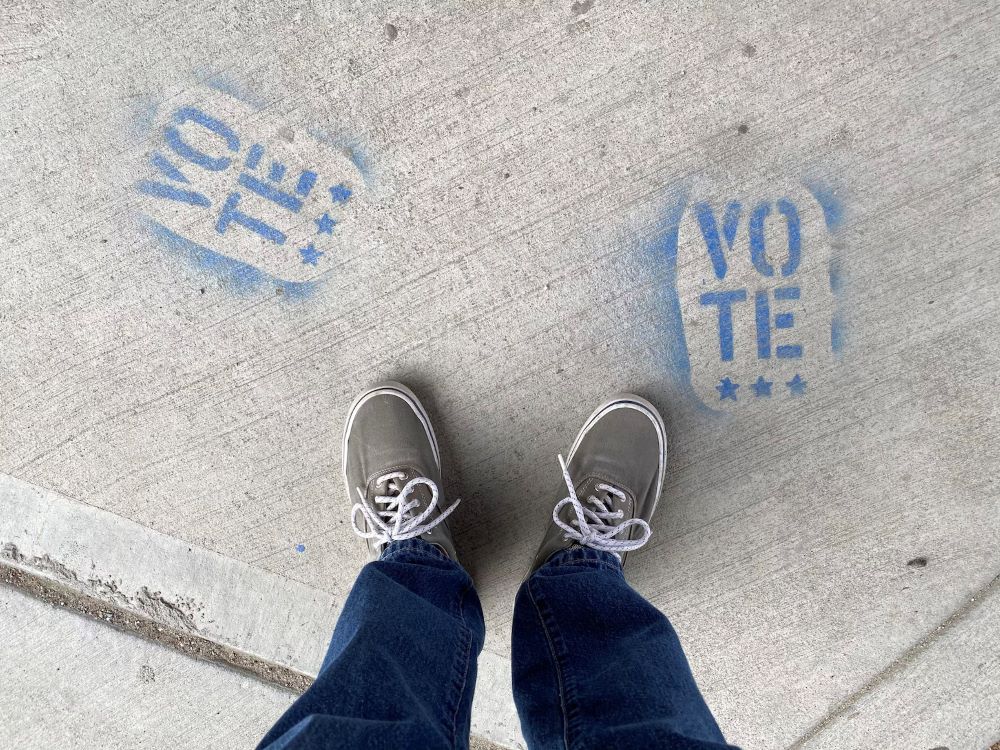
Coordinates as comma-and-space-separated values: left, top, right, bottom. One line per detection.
0, 559, 312, 694
785, 570, 1000, 750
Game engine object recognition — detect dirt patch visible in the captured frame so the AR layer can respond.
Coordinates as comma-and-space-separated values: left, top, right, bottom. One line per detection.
0, 561, 311, 693
4, 542, 198, 631
0, 548, 512, 748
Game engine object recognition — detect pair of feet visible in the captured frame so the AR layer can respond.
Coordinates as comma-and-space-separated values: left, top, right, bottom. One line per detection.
343, 382, 667, 571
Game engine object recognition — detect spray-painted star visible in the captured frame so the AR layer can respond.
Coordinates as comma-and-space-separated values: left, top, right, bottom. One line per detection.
299, 242, 325, 266
786, 373, 807, 396
329, 183, 352, 203
751, 376, 773, 398
716, 377, 739, 401
315, 213, 337, 234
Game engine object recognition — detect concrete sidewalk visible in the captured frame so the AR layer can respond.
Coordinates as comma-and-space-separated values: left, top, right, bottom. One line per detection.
0, 576, 504, 750
0, 584, 297, 750
0, 473, 521, 747
2, 0, 999, 748
3, 473, 996, 749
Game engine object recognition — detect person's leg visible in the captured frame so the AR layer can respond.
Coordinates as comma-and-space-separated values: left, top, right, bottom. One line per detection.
513, 548, 731, 750
259, 382, 483, 750
259, 538, 483, 750
512, 395, 736, 750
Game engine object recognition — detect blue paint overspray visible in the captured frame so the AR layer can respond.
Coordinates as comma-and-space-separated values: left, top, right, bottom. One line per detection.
639, 176, 849, 415
637, 186, 725, 416
194, 69, 269, 111
132, 74, 373, 299
143, 217, 318, 300
129, 97, 160, 139
309, 126, 376, 187
804, 177, 848, 357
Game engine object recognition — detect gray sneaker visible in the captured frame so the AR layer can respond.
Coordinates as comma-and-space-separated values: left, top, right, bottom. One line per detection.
529, 394, 667, 572
343, 382, 459, 560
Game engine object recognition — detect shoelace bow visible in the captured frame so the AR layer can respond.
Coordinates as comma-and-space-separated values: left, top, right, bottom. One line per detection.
352, 471, 460, 546
552, 454, 651, 555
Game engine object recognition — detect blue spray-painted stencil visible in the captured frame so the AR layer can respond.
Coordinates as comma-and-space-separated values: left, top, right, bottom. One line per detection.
134, 81, 371, 296
786, 373, 807, 396
804, 179, 849, 356
647, 179, 847, 413
751, 375, 773, 398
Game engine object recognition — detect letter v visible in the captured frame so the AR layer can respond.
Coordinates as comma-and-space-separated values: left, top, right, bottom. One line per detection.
694, 201, 741, 280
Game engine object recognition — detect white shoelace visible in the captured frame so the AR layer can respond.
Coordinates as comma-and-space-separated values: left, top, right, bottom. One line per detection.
552, 454, 651, 555
351, 471, 460, 547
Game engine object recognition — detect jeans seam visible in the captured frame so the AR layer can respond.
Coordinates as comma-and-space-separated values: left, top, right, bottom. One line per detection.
382, 540, 471, 749
541, 560, 622, 574
528, 578, 574, 750
449, 582, 474, 750
380, 547, 451, 565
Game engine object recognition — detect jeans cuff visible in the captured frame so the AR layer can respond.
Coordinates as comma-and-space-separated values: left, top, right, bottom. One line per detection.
540, 545, 623, 572
379, 537, 453, 564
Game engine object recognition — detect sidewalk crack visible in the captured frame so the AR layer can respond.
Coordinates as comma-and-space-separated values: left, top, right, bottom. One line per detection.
785, 570, 1000, 750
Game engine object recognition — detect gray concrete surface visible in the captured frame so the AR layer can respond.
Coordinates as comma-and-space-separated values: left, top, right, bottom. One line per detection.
800, 573, 1000, 750
0, 579, 505, 750
2, 0, 1000, 748
0, 473, 523, 746
0, 584, 296, 749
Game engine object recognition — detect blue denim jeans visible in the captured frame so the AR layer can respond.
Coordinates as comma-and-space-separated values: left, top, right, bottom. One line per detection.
258, 539, 735, 750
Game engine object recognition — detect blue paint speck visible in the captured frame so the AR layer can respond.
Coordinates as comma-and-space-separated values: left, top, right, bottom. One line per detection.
295, 543, 306, 553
